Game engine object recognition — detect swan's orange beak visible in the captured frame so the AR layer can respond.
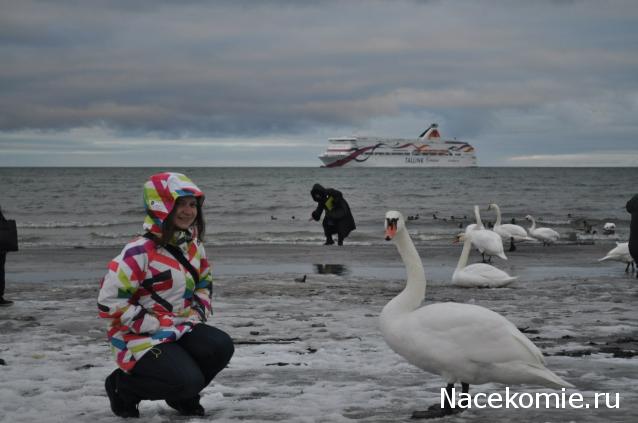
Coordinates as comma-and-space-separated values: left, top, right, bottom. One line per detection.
385, 224, 397, 241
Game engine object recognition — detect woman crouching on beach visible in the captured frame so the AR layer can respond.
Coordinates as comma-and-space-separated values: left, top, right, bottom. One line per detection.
98, 172, 234, 418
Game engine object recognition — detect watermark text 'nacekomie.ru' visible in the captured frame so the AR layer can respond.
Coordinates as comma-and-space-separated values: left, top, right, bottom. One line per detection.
442, 387, 620, 409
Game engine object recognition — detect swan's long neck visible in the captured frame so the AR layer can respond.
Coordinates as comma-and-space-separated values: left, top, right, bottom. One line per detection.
528, 216, 536, 231
493, 204, 502, 226
455, 235, 472, 272
384, 228, 426, 316
474, 206, 484, 228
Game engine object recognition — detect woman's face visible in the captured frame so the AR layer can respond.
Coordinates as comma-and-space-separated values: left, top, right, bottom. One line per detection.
172, 196, 198, 230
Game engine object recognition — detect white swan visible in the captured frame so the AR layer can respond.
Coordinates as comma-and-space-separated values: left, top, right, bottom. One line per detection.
525, 215, 560, 245
452, 232, 517, 288
380, 211, 573, 418
487, 203, 535, 252
467, 205, 506, 262
599, 242, 635, 273
602, 222, 616, 235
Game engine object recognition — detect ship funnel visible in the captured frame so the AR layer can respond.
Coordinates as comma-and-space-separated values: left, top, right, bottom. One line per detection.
419, 123, 438, 138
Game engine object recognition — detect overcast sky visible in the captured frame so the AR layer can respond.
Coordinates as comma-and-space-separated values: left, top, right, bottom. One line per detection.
1, 0, 637, 167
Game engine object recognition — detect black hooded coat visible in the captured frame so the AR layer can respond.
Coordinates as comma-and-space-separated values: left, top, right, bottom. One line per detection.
310, 184, 356, 239
626, 194, 638, 263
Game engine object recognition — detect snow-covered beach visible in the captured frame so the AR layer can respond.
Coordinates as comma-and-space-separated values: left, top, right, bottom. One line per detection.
1, 241, 637, 422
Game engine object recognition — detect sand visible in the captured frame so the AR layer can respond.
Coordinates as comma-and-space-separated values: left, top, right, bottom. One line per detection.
0, 241, 637, 422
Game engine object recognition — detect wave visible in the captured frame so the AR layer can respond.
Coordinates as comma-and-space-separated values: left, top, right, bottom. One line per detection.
207, 239, 375, 246
535, 218, 573, 225
571, 232, 624, 242
19, 239, 125, 249
17, 220, 139, 229
17, 234, 44, 243
122, 208, 145, 216
18, 222, 626, 250
19, 238, 378, 249
415, 233, 451, 242
90, 231, 137, 239
231, 182, 267, 188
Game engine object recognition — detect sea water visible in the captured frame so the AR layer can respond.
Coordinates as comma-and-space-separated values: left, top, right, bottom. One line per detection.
1, 167, 636, 249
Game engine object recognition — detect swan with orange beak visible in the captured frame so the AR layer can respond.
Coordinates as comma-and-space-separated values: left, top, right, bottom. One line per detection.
379, 210, 573, 419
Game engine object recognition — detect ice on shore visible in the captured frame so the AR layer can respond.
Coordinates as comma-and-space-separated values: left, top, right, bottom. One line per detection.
0, 243, 637, 422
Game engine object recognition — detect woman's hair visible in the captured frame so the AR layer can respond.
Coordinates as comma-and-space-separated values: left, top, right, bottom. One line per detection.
158, 198, 206, 245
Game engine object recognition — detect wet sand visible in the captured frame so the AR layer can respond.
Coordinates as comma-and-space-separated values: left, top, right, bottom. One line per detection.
1, 241, 637, 422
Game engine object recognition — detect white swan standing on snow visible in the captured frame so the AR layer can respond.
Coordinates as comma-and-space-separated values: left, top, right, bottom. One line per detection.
599, 242, 635, 273
452, 232, 517, 288
525, 215, 560, 245
380, 211, 573, 418
487, 203, 535, 252
467, 205, 506, 262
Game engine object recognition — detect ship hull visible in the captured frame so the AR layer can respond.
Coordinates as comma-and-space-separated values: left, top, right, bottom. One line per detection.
319, 153, 477, 167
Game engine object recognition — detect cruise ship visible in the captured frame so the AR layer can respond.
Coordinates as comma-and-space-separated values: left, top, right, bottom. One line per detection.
318, 123, 477, 167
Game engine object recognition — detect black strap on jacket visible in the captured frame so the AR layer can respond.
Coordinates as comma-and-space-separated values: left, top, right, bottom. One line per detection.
143, 233, 200, 286
143, 232, 207, 321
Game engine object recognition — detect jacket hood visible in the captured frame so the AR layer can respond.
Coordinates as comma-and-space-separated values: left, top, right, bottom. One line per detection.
143, 172, 204, 236
627, 194, 638, 214
311, 183, 327, 203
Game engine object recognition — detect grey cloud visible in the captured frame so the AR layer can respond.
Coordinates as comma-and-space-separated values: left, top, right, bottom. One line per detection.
1, 0, 637, 165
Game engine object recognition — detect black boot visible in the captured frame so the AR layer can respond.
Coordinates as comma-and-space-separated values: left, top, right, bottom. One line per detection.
105, 372, 140, 418
166, 395, 205, 416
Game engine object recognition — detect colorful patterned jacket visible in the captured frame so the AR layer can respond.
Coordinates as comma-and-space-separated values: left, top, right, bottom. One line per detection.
97, 173, 213, 372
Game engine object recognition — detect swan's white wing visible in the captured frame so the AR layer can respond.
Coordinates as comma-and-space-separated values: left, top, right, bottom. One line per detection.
498, 223, 530, 240
385, 303, 573, 388
465, 223, 480, 233
406, 303, 544, 368
540, 227, 559, 238
614, 242, 630, 255
453, 263, 516, 287
471, 229, 506, 257
599, 242, 633, 263
531, 227, 559, 242
464, 263, 514, 280
493, 225, 511, 239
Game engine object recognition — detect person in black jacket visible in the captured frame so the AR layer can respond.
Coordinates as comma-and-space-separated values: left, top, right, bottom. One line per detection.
0, 206, 13, 306
310, 184, 356, 246
627, 194, 638, 278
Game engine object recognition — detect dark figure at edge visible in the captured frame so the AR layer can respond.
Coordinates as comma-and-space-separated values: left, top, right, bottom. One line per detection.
0, 207, 12, 306
310, 184, 356, 246
627, 194, 638, 278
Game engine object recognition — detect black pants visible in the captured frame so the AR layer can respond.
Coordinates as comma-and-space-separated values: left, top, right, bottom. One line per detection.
111, 324, 234, 403
0, 252, 6, 298
629, 241, 638, 265
322, 220, 344, 243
